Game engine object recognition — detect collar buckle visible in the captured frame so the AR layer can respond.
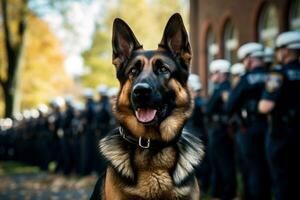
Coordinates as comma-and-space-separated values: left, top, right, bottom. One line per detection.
119, 127, 151, 149
139, 137, 150, 149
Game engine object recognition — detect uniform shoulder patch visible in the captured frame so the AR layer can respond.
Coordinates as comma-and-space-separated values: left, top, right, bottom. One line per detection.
266, 72, 283, 93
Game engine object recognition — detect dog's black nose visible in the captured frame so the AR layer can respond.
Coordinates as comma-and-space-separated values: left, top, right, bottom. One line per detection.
133, 83, 152, 98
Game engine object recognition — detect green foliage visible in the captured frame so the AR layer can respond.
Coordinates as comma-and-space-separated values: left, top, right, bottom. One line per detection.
81, 0, 189, 88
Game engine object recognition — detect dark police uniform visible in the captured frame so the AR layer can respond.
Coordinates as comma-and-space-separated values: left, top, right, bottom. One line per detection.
261, 60, 300, 200
61, 103, 75, 174
94, 95, 111, 174
35, 113, 52, 170
206, 80, 236, 200
80, 98, 96, 175
226, 66, 271, 200
185, 95, 210, 194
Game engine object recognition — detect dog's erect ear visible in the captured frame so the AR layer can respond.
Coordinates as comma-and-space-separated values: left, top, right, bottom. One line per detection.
112, 18, 142, 68
159, 13, 191, 67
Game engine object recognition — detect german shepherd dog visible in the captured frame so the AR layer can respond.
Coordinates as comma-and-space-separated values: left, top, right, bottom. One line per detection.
91, 13, 204, 200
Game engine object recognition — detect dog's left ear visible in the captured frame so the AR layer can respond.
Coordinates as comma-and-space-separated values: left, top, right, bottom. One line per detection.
112, 18, 143, 69
159, 13, 191, 67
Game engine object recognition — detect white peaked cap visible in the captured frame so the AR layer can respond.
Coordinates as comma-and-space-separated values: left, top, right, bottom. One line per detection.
209, 59, 230, 73
230, 63, 246, 75
38, 104, 48, 113
97, 84, 108, 95
238, 42, 264, 60
276, 31, 300, 49
54, 97, 65, 107
107, 87, 119, 97
65, 95, 74, 104
188, 74, 202, 91
83, 88, 94, 98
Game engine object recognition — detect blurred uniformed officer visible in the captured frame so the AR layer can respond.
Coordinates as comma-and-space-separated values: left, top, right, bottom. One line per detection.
35, 105, 51, 170
49, 97, 65, 172
94, 85, 111, 174
95, 84, 111, 139
81, 88, 96, 175
186, 74, 210, 194
70, 102, 85, 174
61, 96, 75, 174
206, 59, 236, 200
226, 43, 271, 200
230, 63, 246, 88
259, 31, 300, 200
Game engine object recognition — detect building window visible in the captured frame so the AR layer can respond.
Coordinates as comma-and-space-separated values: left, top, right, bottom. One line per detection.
258, 4, 279, 47
223, 20, 238, 63
290, 0, 300, 30
206, 28, 218, 65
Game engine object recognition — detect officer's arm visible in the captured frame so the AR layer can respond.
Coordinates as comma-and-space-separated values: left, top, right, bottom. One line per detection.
258, 100, 275, 114
259, 72, 283, 114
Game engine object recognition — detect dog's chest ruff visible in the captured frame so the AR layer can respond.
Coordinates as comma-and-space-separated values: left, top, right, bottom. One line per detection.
99, 130, 204, 187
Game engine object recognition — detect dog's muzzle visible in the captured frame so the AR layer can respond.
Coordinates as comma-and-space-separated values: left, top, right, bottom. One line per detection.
131, 83, 158, 123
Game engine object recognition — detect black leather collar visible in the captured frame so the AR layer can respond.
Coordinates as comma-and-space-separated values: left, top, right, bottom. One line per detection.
118, 126, 179, 149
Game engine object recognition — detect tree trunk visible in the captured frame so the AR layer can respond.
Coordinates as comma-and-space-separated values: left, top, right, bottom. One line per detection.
3, 48, 24, 117
0, 0, 27, 117
3, 86, 13, 117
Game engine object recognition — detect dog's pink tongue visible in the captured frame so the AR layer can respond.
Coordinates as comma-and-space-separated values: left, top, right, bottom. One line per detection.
136, 108, 157, 123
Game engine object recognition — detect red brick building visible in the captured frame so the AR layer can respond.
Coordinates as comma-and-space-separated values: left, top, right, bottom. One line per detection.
189, 0, 300, 96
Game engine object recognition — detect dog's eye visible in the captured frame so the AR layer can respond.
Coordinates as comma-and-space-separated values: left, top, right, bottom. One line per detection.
129, 67, 138, 76
158, 65, 170, 74
129, 61, 142, 77
155, 60, 170, 75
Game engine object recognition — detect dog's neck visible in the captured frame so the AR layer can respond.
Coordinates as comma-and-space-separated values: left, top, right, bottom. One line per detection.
118, 126, 181, 149
99, 127, 204, 186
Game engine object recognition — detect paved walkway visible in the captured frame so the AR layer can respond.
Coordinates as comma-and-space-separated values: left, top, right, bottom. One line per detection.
0, 172, 97, 200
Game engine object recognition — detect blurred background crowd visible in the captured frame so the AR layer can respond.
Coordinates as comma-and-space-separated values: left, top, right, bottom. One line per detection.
0, 85, 118, 176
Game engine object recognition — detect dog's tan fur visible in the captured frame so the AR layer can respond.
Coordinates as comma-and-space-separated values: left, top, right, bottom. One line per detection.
100, 133, 203, 200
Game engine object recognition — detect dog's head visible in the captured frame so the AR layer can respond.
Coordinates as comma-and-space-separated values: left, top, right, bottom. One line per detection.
112, 13, 193, 142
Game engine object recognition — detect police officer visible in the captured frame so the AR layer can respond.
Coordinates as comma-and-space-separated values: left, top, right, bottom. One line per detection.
225, 43, 271, 200
94, 85, 111, 174
230, 63, 246, 88
61, 96, 75, 174
259, 31, 300, 200
228, 62, 246, 196
206, 59, 236, 200
35, 105, 51, 170
185, 74, 210, 194
48, 97, 64, 172
70, 102, 85, 174
80, 88, 96, 175
95, 84, 111, 139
